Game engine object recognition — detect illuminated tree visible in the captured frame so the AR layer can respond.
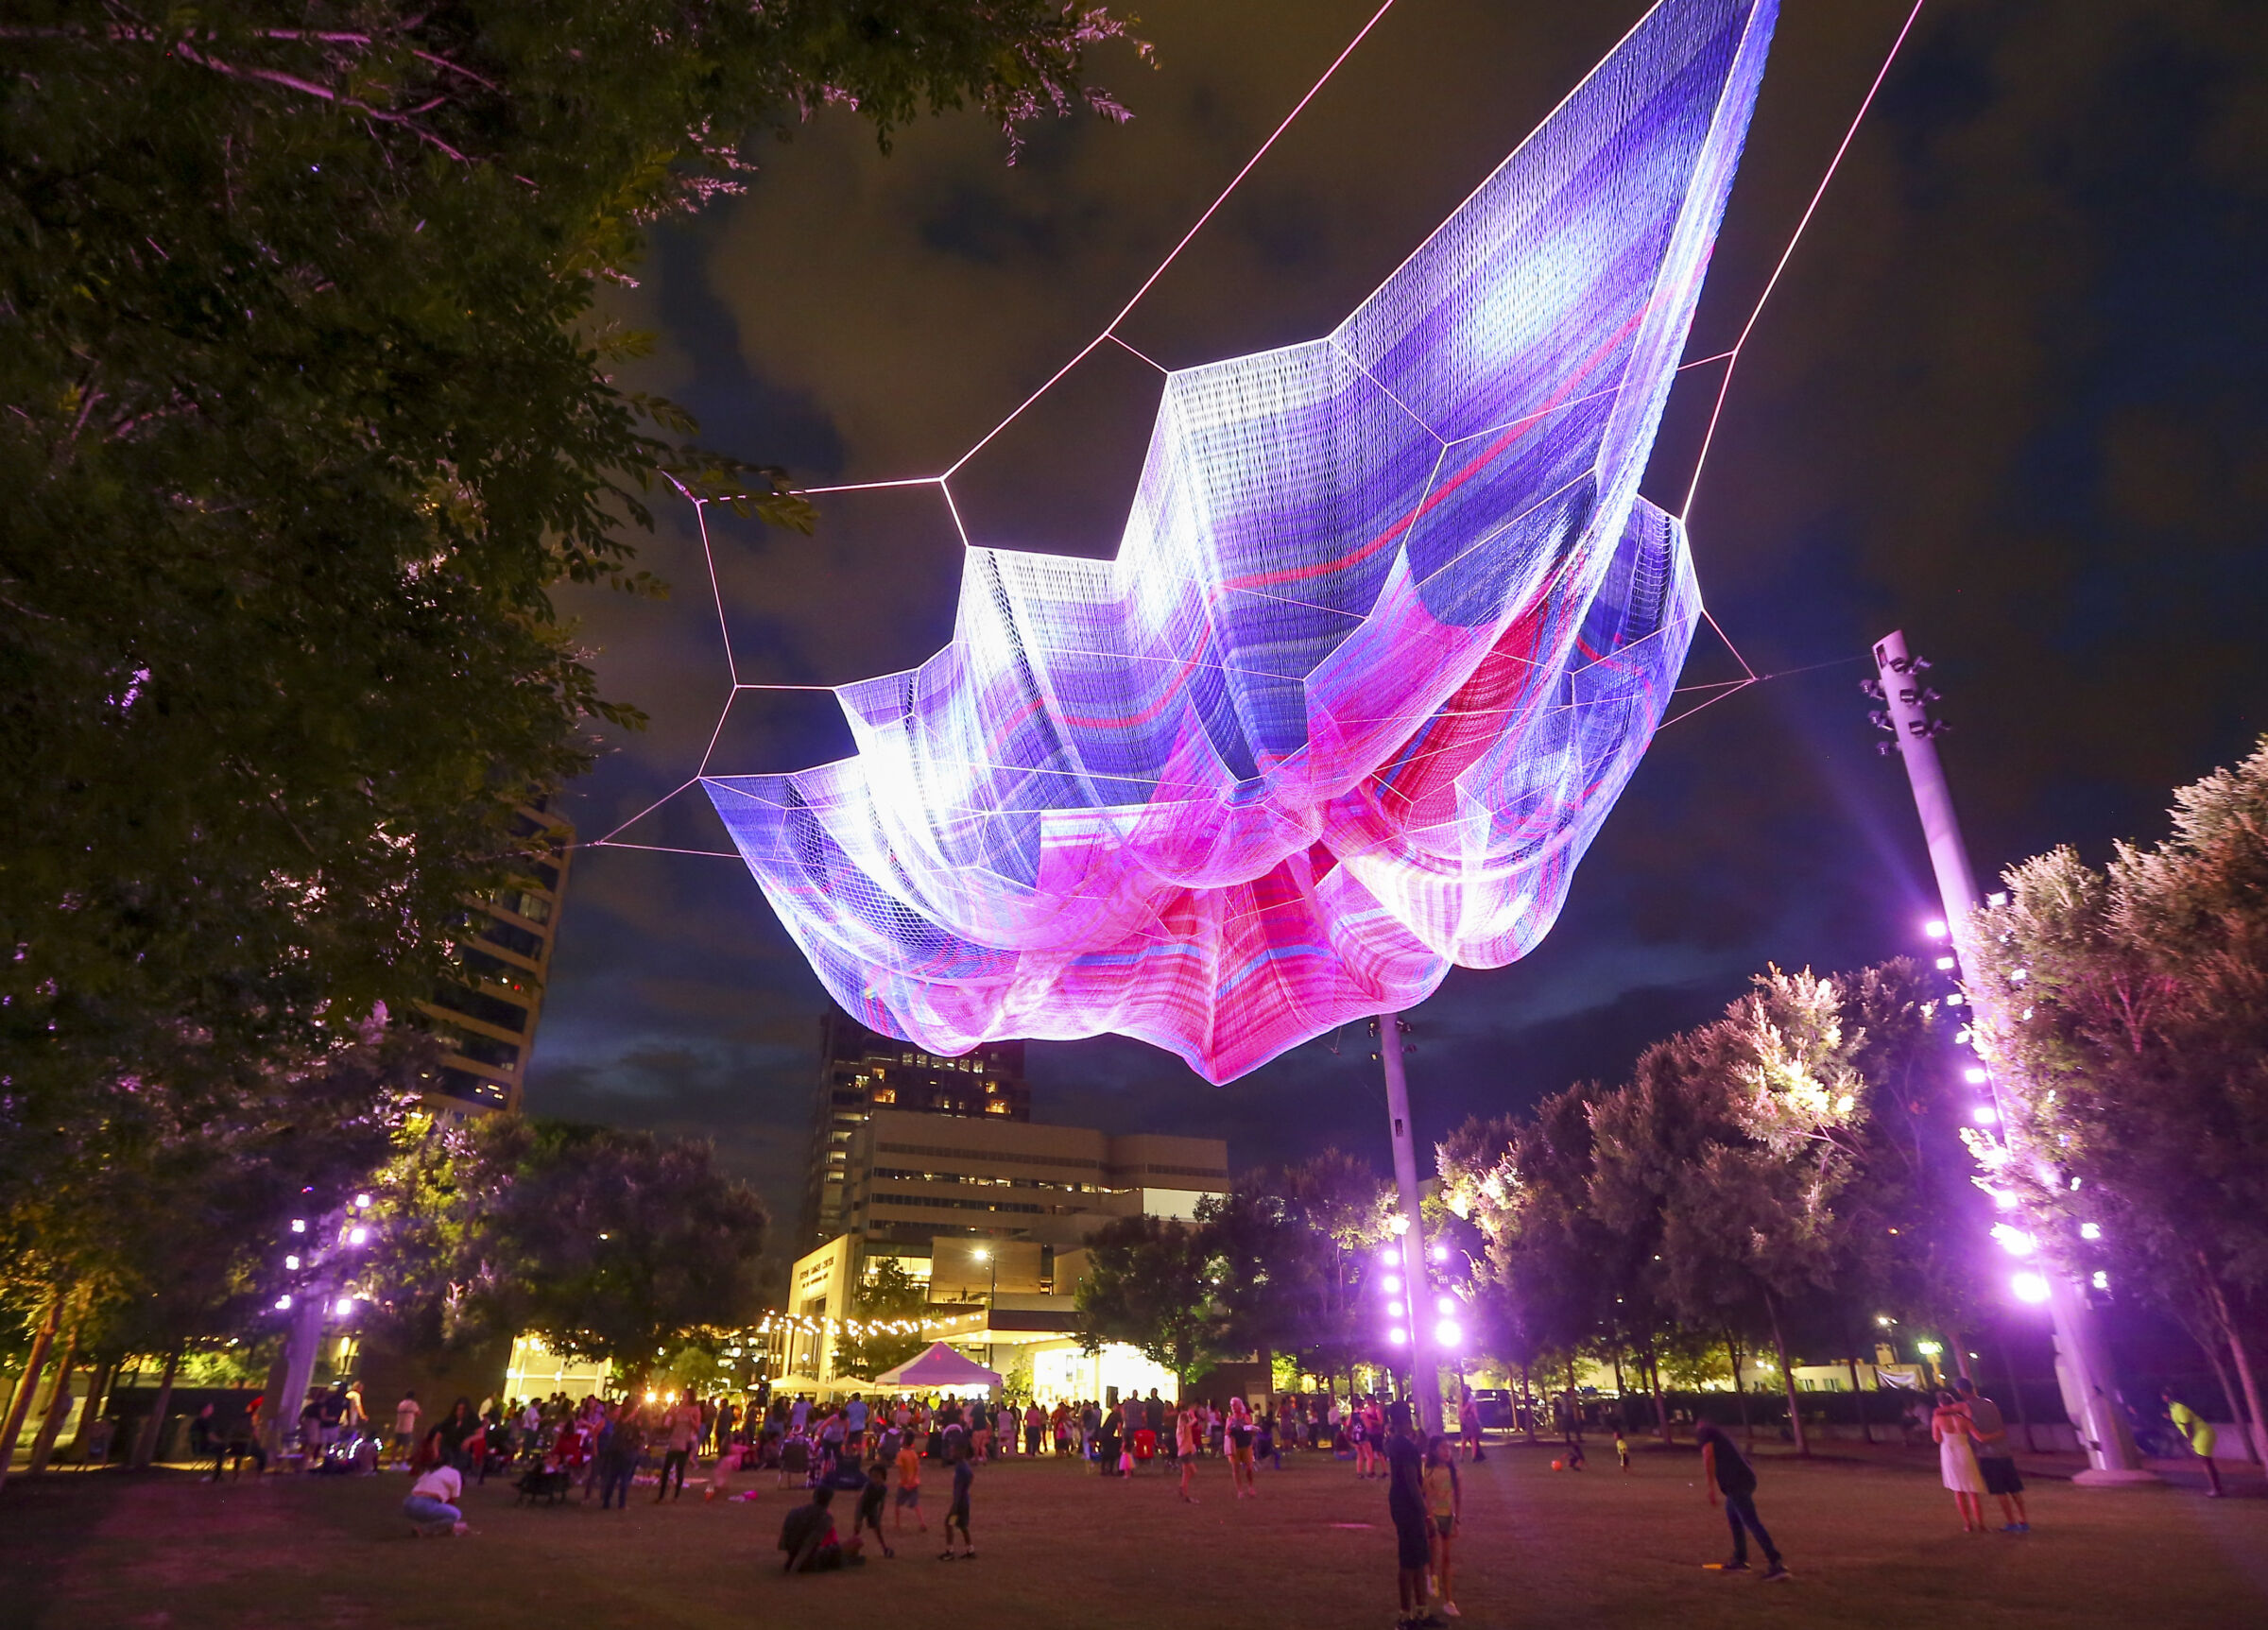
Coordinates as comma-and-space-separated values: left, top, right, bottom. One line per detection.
1970, 739, 2268, 1460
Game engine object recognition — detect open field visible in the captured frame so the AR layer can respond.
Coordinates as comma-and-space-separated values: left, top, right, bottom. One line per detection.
1, 1437, 2260, 1630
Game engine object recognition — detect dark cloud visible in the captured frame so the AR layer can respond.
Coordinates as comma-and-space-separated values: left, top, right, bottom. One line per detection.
528, 0, 2268, 1244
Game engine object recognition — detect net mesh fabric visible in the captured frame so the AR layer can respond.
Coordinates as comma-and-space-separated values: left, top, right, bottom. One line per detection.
709, 0, 1778, 1082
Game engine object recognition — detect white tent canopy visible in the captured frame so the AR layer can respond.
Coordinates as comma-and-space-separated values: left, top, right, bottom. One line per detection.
872, 1342, 1003, 1392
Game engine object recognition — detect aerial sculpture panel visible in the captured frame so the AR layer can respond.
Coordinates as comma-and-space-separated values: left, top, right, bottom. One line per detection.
709, 0, 1778, 1082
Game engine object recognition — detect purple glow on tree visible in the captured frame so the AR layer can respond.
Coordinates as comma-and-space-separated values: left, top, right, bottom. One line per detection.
710, 0, 1778, 1081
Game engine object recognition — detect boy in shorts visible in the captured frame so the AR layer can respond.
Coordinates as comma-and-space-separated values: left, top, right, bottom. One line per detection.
940, 1442, 975, 1561
894, 1436, 926, 1535
856, 1458, 894, 1557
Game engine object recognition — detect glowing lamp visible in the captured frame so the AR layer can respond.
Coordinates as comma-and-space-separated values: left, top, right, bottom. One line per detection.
334, 1297, 355, 1318
1387, 1327, 1408, 1346
2091, 1270, 2108, 1291
971, 1247, 989, 1261
1924, 919, 1948, 939
284, 1255, 301, 1270
1987, 1189, 2017, 1210
2010, 1272, 2052, 1305
1916, 1340, 1941, 1356
1386, 1299, 1405, 1318
1383, 1274, 1402, 1294
2079, 1222, 2101, 1241
1964, 1067, 1988, 1085
1971, 1106, 1999, 1125
1990, 1224, 2036, 1258
1430, 1244, 1450, 1264
1388, 1214, 1411, 1237
1935, 956, 1956, 971
1379, 1247, 1400, 1268
348, 1227, 369, 1245
353, 1193, 372, 1210
275, 1295, 293, 1311
290, 1219, 306, 1234
1436, 1296, 1455, 1316
1435, 1320, 1464, 1348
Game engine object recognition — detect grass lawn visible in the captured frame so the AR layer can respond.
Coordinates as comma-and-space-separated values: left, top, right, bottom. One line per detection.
1, 1437, 2260, 1630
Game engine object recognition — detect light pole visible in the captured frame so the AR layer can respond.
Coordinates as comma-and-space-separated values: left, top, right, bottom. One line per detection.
1375, 1012, 1442, 1435
1866, 629, 2150, 1484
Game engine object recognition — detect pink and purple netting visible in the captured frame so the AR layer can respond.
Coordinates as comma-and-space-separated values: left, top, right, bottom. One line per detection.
707, 0, 1778, 1083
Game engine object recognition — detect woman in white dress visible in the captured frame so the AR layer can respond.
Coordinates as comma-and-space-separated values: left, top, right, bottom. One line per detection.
1932, 1389, 1987, 1531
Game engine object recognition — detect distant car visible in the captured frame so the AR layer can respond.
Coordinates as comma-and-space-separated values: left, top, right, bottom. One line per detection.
1469, 1388, 1515, 1430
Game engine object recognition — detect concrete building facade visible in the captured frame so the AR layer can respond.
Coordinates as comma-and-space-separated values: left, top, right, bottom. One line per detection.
414, 800, 573, 1114
799, 1009, 1029, 1251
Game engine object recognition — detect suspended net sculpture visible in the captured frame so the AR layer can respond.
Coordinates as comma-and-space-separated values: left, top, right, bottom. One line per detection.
707, 0, 1778, 1083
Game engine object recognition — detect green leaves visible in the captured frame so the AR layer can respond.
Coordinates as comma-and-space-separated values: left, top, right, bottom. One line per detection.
3, 0, 1134, 1171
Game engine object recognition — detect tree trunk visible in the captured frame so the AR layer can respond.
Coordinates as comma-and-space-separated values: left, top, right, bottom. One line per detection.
0, 1294, 62, 1496
2198, 1333, 2245, 1463
1727, 1332, 1752, 1444
66, 1362, 113, 1465
1646, 1347, 1670, 1440
1565, 1356, 1581, 1441
1764, 1291, 1809, 1458
2203, 1267, 2266, 1466
1520, 1360, 1537, 1443
1948, 1326, 1977, 1387
1846, 1353, 1873, 1445
27, 1316, 83, 1475
132, 1348, 182, 1470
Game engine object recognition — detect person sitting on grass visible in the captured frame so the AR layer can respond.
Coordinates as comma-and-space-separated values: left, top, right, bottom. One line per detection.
404, 1463, 469, 1537
778, 1485, 864, 1572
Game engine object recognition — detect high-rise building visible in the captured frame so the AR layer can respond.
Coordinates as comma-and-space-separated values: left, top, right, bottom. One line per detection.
415, 801, 573, 1114
799, 1008, 1028, 1251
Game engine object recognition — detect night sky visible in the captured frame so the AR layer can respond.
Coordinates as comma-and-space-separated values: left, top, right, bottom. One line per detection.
524, 0, 2268, 1249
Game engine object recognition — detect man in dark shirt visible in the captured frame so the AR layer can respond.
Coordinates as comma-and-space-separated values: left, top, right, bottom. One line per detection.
1694, 1419, 1790, 1582
1384, 1403, 1435, 1628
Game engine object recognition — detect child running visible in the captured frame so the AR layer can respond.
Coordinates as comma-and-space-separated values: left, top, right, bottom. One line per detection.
855, 1458, 894, 1557
941, 1441, 976, 1561
894, 1435, 927, 1536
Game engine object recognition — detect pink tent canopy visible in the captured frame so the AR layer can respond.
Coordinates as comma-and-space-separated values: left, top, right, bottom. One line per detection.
871, 1342, 1003, 1392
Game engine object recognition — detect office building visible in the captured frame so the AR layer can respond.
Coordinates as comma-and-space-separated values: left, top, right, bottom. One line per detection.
798, 1008, 1030, 1251
769, 1110, 1230, 1391
414, 800, 573, 1113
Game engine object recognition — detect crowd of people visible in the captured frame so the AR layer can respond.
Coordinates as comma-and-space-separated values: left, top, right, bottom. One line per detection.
231, 1366, 2230, 1626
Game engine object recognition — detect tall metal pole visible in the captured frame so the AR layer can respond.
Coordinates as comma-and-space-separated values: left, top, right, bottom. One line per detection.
1377, 1011, 1442, 1436
1870, 630, 2149, 1484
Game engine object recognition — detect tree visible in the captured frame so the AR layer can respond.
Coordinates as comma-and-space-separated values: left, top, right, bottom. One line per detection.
2, 0, 1142, 1149
1197, 1177, 1330, 1382
1970, 739, 2268, 1461
1276, 1148, 1392, 1389
1074, 1214, 1220, 1398
0, 1024, 425, 1483
374, 1116, 768, 1388
833, 1255, 929, 1381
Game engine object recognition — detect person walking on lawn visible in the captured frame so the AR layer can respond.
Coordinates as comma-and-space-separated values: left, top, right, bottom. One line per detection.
658, 1388, 703, 1501
1694, 1418, 1790, 1583
2163, 1388, 2225, 1498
